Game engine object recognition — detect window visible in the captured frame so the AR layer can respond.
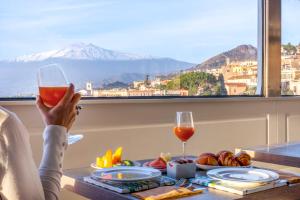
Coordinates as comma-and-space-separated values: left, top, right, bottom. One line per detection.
0, 0, 258, 98
281, 0, 300, 95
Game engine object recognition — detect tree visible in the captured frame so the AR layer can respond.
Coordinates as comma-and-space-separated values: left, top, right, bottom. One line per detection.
163, 71, 224, 96
243, 86, 257, 95
283, 43, 297, 55
166, 76, 180, 90
218, 74, 227, 95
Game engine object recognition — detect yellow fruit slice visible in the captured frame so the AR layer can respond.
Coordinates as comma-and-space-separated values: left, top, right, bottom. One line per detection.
160, 152, 172, 162
104, 149, 113, 168
96, 157, 104, 168
112, 147, 123, 164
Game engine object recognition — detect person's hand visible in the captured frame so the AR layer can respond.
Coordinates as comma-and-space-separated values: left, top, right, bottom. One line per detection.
36, 84, 81, 131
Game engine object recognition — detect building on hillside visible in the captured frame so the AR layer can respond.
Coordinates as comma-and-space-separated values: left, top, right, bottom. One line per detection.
221, 61, 258, 89
166, 89, 189, 96
78, 82, 94, 96
226, 75, 257, 88
128, 89, 155, 96
281, 65, 300, 82
93, 89, 128, 97
205, 68, 222, 77
160, 80, 171, 85
133, 81, 144, 89
78, 89, 89, 96
288, 80, 300, 95
150, 78, 161, 88
225, 83, 247, 95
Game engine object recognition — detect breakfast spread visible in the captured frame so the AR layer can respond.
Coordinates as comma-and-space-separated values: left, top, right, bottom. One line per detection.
196, 150, 251, 167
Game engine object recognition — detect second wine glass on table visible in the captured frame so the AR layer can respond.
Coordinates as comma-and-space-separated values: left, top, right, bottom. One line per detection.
37, 64, 83, 145
173, 111, 195, 159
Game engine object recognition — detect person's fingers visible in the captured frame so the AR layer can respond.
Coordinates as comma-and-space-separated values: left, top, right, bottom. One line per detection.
68, 110, 77, 123
72, 93, 81, 105
71, 93, 81, 110
59, 83, 74, 106
36, 95, 49, 114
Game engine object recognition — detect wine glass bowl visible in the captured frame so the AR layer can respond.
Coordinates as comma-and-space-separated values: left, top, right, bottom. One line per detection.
37, 64, 69, 107
174, 111, 194, 158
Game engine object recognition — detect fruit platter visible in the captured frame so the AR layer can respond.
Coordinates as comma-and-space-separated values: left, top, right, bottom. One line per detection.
195, 150, 252, 170
91, 147, 141, 169
143, 153, 171, 172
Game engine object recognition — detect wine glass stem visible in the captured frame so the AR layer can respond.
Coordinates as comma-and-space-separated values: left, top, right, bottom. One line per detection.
182, 141, 186, 159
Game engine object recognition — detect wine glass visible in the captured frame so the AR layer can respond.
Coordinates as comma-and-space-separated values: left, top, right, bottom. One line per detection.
37, 64, 83, 145
173, 111, 194, 159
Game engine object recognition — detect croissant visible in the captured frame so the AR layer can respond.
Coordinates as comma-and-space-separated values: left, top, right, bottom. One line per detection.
218, 151, 234, 166
235, 152, 251, 166
228, 157, 241, 166
196, 153, 218, 166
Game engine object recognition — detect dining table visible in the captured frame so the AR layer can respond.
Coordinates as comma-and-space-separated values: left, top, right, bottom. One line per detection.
61, 157, 300, 200
237, 141, 300, 168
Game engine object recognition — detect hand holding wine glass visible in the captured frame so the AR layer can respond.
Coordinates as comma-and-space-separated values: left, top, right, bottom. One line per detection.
37, 64, 83, 144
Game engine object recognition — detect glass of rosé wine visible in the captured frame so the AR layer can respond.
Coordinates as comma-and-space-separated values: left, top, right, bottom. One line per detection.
174, 111, 194, 159
37, 64, 83, 145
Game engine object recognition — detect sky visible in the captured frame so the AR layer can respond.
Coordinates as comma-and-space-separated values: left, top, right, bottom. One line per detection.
1, 0, 293, 64
282, 0, 300, 45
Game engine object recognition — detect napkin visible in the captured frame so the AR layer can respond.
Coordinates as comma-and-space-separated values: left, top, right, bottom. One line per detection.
132, 186, 202, 200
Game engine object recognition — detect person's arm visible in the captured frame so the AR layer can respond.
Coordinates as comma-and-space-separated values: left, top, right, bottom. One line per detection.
36, 84, 81, 200
39, 125, 67, 200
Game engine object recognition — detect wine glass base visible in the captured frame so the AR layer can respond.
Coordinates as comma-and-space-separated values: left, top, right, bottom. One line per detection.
68, 134, 83, 145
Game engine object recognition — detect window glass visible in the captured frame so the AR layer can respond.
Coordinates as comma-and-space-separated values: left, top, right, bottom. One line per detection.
281, 0, 300, 95
0, 0, 258, 98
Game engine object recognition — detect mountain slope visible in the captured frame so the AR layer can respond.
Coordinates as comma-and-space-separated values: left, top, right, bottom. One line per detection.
14, 43, 153, 62
0, 44, 194, 96
191, 45, 257, 70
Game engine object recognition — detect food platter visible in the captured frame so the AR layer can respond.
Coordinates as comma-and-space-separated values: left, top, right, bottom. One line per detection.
195, 150, 252, 170
143, 161, 167, 173
207, 168, 279, 184
91, 161, 141, 170
91, 166, 162, 182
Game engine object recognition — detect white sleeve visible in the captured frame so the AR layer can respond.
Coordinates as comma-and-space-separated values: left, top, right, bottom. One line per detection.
39, 125, 68, 200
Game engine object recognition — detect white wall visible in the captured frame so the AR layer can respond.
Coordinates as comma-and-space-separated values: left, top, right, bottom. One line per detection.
2, 97, 300, 169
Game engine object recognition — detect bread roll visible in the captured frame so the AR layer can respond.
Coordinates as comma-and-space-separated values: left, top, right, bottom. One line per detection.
235, 152, 251, 166
196, 153, 218, 166
218, 151, 234, 166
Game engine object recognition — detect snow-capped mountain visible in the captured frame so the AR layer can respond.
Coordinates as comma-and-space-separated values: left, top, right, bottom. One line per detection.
15, 43, 153, 62
0, 43, 194, 96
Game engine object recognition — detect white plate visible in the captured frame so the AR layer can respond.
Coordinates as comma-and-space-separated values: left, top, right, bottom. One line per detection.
90, 161, 141, 169
207, 168, 279, 184
91, 166, 162, 182
196, 163, 251, 170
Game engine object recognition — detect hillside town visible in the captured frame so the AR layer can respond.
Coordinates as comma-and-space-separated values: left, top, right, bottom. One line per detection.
281, 43, 300, 95
78, 44, 300, 97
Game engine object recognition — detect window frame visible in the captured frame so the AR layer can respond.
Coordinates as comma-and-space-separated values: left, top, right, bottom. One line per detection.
260, 0, 282, 97
0, 0, 285, 102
